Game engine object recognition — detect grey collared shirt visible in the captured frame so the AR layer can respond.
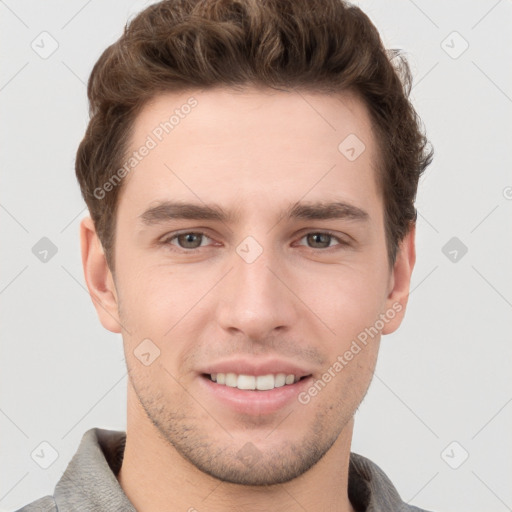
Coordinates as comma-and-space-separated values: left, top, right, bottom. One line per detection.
16, 428, 433, 512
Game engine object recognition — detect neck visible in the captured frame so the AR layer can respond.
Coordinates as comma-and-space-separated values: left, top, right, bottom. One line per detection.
117, 385, 356, 512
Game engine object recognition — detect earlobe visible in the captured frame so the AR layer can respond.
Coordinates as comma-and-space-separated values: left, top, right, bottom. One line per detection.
382, 225, 416, 335
80, 216, 122, 334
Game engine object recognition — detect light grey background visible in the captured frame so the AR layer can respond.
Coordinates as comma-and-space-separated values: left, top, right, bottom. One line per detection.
1, 1, 511, 511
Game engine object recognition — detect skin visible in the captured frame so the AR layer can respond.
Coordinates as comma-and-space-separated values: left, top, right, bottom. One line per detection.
80, 86, 415, 512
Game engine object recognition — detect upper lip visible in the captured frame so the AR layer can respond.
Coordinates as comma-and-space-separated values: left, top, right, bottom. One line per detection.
199, 358, 313, 378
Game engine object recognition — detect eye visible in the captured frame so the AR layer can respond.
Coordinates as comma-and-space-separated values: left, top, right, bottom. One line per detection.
162, 231, 213, 250
160, 230, 349, 252
297, 232, 346, 250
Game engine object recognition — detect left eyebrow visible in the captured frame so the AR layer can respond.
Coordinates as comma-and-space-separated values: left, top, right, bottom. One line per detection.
286, 201, 369, 222
138, 199, 370, 226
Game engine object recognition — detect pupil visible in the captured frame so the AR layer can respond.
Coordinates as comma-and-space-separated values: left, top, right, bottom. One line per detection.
310, 233, 329, 248
181, 233, 200, 248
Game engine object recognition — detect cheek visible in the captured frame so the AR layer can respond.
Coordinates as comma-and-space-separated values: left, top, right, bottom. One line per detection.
297, 263, 390, 340
116, 264, 182, 341
118, 265, 218, 379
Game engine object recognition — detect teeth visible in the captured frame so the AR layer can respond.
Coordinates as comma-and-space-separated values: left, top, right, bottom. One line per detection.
225, 373, 238, 387
256, 374, 273, 390
274, 373, 286, 387
208, 372, 301, 390
237, 374, 256, 390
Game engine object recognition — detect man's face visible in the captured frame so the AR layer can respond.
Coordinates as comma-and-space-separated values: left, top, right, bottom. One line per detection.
94, 87, 411, 485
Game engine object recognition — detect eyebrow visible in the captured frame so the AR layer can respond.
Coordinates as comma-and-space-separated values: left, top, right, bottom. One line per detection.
138, 200, 369, 226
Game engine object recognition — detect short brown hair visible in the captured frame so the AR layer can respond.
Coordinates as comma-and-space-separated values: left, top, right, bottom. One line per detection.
76, 0, 433, 270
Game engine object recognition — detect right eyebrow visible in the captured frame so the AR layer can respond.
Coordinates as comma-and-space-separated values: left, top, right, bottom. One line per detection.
139, 201, 237, 225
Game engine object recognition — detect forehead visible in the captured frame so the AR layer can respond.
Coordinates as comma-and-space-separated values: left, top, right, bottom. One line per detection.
118, 86, 381, 219
132, 86, 376, 151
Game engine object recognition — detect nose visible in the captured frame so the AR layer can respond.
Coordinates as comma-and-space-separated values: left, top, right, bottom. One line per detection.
215, 241, 299, 343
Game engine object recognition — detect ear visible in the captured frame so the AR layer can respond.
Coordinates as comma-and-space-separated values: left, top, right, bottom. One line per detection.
80, 216, 122, 333
381, 224, 416, 335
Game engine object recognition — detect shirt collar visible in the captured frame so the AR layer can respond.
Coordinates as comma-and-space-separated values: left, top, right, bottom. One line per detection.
54, 428, 136, 511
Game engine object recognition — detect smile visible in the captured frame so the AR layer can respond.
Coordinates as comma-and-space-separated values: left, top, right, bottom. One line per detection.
207, 372, 304, 390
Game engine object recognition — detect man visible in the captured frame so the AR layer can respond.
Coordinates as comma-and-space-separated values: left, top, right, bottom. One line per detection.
17, 0, 433, 510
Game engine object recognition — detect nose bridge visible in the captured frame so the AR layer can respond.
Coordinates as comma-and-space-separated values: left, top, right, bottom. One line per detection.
216, 234, 297, 338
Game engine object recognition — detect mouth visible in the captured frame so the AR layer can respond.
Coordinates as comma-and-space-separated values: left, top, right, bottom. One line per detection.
199, 372, 314, 415
202, 372, 311, 391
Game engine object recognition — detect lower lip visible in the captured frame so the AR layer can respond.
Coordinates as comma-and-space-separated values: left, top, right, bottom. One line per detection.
199, 374, 313, 415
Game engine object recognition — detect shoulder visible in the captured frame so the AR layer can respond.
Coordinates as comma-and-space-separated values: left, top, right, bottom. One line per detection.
13, 495, 56, 512
349, 452, 435, 512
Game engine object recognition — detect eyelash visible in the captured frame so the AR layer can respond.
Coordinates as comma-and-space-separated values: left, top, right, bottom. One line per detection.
160, 230, 349, 252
